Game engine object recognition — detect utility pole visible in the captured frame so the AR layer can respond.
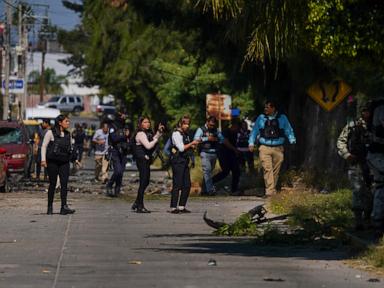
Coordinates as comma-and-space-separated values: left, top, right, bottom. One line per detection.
0, 23, 3, 115
39, 38, 46, 103
3, 1, 13, 120
18, 3, 28, 120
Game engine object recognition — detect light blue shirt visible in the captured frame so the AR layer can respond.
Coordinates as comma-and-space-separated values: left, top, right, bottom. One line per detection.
193, 125, 224, 153
92, 129, 109, 155
249, 113, 296, 146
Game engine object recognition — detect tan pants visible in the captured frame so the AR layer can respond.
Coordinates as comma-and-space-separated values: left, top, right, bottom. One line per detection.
95, 155, 109, 182
259, 145, 284, 195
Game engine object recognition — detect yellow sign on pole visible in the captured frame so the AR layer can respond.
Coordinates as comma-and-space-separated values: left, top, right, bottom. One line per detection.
307, 80, 352, 111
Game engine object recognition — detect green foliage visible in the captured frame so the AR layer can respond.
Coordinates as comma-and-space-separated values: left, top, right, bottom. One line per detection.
152, 55, 227, 128
28, 68, 67, 95
215, 213, 261, 236
307, 1, 384, 60
270, 189, 353, 237
362, 240, 384, 268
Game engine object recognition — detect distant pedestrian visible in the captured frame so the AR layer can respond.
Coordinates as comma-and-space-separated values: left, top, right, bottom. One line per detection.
194, 116, 224, 196
168, 115, 200, 213
237, 120, 255, 173
249, 100, 296, 197
41, 115, 75, 215
106, 114, 131, 197
132, 116, 164, 213
93, 122, 110, 183
213, 119, 242, 195
36, 119, 50, 181
72, 123, 86, 166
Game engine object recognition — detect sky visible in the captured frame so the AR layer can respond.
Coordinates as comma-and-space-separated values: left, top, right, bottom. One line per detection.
25, 0, 81, 30
0, 0, 81, 30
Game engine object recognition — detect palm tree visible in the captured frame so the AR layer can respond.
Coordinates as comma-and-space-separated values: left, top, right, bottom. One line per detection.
28, 68, 68, 95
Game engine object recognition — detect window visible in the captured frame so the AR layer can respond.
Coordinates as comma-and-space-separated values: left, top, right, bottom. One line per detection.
60, 97, 67, 104
48, 97, 60, 103
69, 97, 75, 103
0, 128, 22, 144
76, 97, 81, 103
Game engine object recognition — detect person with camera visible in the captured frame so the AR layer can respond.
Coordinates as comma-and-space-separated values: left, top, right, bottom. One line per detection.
41, 115, 75, 215
132, 116, 164, 213
106, 113, 132, 197
168, 115, 200, 213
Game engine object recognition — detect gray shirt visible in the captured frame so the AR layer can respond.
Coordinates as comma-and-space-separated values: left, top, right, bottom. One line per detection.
92, 129, 109, 155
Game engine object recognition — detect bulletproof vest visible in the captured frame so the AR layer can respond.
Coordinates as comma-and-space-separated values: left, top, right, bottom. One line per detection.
237, 130, 250, 148
47, 130, 72, 162
347, 122, 369, 159
198, 126, 219, 153
260, 115, 283, 139
134, 130, 155, 159
109, 125, 131, 155
171, 130, 191, 158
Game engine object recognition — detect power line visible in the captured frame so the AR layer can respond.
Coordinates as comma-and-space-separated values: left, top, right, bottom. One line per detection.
0, 0, 18, 10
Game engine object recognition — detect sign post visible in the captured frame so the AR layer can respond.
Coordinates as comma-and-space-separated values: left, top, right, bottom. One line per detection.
206, 93, 232, 130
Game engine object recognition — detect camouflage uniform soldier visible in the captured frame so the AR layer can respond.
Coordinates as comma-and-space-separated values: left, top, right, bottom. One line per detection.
337, 106, 372, 230
366, 100, 384, 239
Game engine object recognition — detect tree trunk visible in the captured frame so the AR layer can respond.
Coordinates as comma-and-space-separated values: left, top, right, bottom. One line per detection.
287, 91, 348, 174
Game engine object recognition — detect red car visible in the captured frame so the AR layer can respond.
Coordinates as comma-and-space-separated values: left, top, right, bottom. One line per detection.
0, 147, 9, 192
0, 121, 32, 175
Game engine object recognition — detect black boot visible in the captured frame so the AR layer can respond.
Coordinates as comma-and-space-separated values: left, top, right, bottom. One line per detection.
114, 186, 121, 197
136, 207, 151, 213
47, 206, 53, 215
60, 205, 75, 215
106, 186, 114, 197
131, 202, 138, 211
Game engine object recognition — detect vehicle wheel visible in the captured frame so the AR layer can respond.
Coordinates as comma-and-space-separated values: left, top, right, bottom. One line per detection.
0, 176, 10, 193
72, 106, 82, 115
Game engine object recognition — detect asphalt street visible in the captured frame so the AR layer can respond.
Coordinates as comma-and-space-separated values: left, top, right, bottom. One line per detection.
0, 192, 382, 288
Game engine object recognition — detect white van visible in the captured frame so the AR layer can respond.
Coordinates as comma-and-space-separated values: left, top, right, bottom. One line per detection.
25, 107, 60, 124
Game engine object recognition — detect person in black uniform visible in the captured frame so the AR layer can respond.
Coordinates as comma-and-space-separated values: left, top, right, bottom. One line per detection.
131, 116, 164, 213
168, 115, 200, 213
106, 113, 132, 197
212, 119, 242, 195
41, 115, 75, 215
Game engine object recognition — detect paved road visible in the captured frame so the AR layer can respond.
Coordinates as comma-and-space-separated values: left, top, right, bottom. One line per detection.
0, 193, 381, 288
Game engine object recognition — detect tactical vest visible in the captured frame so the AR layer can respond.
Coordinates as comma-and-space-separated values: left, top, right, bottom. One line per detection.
170, 130, 191, 159
260, 114, 284, 139
134, 130, 155, 159
347, 121, 369, 159
46, 130, 72, 163
237, 130, 250, 148
198, 126, 219, 153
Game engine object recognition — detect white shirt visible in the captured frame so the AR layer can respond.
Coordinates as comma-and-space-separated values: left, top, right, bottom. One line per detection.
172, 131, 185, 152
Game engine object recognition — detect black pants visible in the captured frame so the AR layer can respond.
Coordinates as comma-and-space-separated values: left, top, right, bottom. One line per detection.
213, 150, 240, 193
107, 150, 127, 195
239, 151, 254, 172
47, 160, 70, 208
135, 156, 150, 208
74, 144, 84, 162
170, 156, 191, 208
